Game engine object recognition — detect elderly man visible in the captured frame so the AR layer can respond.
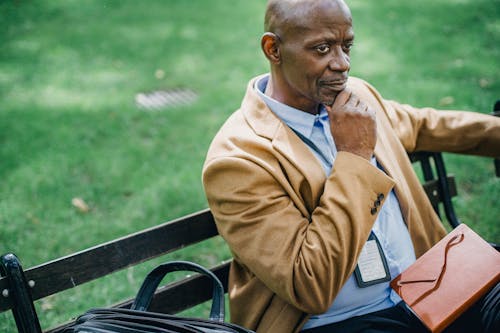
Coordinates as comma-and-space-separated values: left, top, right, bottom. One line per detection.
202, 0, 500, 332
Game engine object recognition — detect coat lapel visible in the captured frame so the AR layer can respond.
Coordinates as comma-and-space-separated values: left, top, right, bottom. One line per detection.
241, 76, 327, 217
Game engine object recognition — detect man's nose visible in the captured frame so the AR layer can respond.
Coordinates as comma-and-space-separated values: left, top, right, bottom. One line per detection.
328, 47, 350, 72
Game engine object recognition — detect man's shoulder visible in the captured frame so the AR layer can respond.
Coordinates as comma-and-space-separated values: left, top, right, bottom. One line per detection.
210, 108, 248, 141
347, 76, 374, 92
347, 76, 386, 103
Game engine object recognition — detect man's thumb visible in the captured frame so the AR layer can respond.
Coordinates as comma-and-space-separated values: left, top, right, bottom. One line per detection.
330, 89, 351, 109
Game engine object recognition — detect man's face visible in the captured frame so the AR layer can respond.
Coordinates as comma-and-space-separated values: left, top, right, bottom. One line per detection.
276, 1, 354, 112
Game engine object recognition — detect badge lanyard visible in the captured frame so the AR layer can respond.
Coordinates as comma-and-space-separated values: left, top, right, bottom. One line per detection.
290, 127, 333, 170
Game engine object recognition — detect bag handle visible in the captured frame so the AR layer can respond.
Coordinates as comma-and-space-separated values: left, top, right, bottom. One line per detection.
0, 253, 42, 333
131, 261, 225, 322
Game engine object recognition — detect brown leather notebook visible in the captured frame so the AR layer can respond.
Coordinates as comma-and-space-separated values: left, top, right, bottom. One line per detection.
391, 224, 500, 333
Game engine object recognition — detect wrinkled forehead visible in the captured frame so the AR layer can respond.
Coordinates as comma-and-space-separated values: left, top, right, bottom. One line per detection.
266, 0, 352, 38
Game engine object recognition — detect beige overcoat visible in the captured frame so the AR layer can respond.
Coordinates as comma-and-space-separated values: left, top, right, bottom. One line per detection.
202, 75, 500, 333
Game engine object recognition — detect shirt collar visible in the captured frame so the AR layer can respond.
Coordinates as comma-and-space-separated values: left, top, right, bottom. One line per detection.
255, 75, 328, 139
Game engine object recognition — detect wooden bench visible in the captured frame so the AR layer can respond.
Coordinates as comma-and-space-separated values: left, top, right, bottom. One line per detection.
0, 210, 231, 333
0, 151, 492, 333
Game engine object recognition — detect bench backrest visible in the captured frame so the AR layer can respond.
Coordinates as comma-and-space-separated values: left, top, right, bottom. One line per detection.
409, 151, 459, 228
1, 210, 229, 332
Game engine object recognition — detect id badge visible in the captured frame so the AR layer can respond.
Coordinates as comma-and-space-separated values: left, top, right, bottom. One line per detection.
354, 232, 391, 288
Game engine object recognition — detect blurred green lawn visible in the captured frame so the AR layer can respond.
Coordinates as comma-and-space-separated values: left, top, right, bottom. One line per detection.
1, 0, 498, 331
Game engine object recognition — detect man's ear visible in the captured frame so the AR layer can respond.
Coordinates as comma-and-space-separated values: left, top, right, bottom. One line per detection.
261, 32, 281, 64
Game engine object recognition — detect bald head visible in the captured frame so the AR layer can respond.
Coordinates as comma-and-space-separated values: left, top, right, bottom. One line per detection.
264, 0, 352, 37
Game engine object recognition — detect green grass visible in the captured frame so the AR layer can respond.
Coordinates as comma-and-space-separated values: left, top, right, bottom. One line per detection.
0, 0, 498, 331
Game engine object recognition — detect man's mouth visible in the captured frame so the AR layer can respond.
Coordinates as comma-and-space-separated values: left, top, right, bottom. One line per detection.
320, 80, 347, 91
319, 76, 348, 90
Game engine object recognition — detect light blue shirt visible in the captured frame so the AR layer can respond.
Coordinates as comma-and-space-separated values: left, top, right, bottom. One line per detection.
255, 75, 416, 329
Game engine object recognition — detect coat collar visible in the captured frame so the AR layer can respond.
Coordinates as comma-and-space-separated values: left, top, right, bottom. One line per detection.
241, 75, 327, 179
240, 75, 326, 216
240, 75, 283, 140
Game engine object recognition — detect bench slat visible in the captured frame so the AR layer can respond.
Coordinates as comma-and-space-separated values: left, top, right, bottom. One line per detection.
0, 209, 217, 312
421, 176, 457, 207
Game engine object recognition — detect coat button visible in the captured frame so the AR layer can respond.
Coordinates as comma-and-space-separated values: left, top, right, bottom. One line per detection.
378, 193, 385, 201
370, 207, 377, 215
374, 199, 381, 207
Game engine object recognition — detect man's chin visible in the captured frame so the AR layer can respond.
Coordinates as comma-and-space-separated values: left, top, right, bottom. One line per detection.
319, 93, 339, 107
318, 85, 346, 106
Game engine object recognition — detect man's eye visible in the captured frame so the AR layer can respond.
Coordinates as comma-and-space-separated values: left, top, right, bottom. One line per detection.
316, 45, 330, 54
343, 43, 354, 52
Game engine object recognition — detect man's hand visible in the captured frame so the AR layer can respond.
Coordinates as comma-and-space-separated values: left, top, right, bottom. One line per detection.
326, 89, 377, 161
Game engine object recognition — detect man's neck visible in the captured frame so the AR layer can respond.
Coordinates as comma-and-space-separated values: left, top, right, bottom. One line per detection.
264, 74, 320, 115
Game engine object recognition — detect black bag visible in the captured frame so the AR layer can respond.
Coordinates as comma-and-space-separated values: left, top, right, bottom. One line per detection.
61, 261, 254, 333
1, 253, 254, 333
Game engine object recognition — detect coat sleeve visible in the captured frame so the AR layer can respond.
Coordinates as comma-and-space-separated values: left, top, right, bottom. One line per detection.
351, 77, 500, 157
382, 100, 500, 157
203, 150, 395, 314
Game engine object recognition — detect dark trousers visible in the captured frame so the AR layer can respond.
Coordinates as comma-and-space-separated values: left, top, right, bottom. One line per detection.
302, 283, 499, 333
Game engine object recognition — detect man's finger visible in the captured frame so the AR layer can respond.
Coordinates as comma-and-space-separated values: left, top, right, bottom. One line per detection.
357, 101, 367, 111
331, 89, 352, 108
344, 92, 359, 107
